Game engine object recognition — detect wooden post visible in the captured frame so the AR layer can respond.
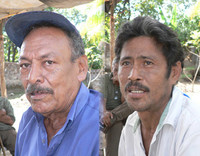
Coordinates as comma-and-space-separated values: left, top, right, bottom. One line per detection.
0, 136, 6, 156
110, 0, 115, 69
0, 20, 7, 98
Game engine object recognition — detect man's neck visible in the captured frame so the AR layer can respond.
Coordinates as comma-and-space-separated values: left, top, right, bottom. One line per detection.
138, 99, 170, 155
44, 109, 71, 145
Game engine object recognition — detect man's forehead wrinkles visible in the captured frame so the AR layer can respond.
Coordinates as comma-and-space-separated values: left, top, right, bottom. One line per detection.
19, 52, 56, 61
120, 54, 156, 61
40, 53, 56, 59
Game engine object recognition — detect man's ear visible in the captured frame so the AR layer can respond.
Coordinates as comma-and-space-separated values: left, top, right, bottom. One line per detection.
170, 61, 182, 84
77, 55, 88, 82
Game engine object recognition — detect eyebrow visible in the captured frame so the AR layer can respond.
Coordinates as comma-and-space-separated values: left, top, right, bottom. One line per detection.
120, 55, 155, 62
120, 56, 132, 62
19, 53, 56, 62
19, 56, 29, 61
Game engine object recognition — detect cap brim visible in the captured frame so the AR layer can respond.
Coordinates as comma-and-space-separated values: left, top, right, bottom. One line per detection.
5, 11, 77, 48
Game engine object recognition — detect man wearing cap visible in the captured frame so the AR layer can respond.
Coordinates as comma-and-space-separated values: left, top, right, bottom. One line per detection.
5, 11, 101, 156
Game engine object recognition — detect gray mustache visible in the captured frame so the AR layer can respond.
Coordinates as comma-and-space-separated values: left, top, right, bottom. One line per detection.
125, 81, 150, 92
26, 84, 54, 95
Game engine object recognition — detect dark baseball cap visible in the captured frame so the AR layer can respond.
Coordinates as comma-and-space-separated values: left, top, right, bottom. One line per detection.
5, 11, 79, 48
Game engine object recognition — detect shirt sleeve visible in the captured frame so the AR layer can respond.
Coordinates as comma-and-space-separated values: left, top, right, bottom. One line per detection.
177, 132, 200, 156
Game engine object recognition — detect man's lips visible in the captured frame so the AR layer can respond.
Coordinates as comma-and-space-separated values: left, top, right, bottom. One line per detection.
26, 84, 54, 100
125, 81, 149, 92
129, 90, 145, 93
30, 90, 51, 95
30, 92, 49, 100
125, 81, 149, 98
128, 87, 145, 97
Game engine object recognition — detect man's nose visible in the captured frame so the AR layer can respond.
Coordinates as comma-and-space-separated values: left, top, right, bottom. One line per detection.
128, 65, 142, 81
27, 64, 44, 84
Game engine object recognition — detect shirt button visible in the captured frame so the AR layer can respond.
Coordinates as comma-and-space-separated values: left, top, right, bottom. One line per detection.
42, 139, 45, 144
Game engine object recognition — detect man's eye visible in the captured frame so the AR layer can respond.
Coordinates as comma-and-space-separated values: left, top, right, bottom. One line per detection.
45, 60, 54, 65
121, 61, 130, 66
144, 61, 153, 66
20, 63, 30, 69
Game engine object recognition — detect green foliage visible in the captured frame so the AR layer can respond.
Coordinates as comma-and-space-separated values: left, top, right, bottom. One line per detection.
129, 0, 199, 54
131, 0, 164, 20
175, 15, 200, 44
159, 4, 177, 29
45, 7, 87, 26
83, 34, 103, 69
114, 1, 131, 31
105, 0, 131, 42
80, 0, 104, 69
79, 0, 104, 69
185, 29, 200, 53
183, 1, 200, 54
80, 0, 104, 44
3, 31, 19, 62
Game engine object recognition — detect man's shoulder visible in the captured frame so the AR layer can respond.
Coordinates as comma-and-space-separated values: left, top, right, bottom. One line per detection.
19, 107, 35, 128
169, 87, 200, 133
87, 89, 102, 110
0, 97, 12, 110
0, 97, 10, 104
179, 98, 200, 125
171, 87, 200, 121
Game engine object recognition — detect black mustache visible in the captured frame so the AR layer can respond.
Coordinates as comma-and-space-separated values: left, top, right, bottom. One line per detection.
26, 84, 54, 95
125, 81, 150, 92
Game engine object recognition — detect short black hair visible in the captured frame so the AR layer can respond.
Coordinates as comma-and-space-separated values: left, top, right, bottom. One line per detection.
115, 16, 184, 78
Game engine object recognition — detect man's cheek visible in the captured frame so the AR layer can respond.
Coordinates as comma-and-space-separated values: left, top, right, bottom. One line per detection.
20, 77, 27, 88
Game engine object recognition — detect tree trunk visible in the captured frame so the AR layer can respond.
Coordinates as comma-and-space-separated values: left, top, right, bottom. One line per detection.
12, 43, 17, 62
192, 52, 200, 92
0, 20, 7, 98
110, 0, 115, 68
8, 42, 10, 62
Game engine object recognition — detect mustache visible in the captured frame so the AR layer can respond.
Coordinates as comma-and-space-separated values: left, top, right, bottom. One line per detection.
26, 84, 54, 95
125, 81, 150, 92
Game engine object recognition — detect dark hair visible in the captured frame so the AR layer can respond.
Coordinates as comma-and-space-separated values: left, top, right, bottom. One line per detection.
115, 16, 184, 78
26, 22, 85, 62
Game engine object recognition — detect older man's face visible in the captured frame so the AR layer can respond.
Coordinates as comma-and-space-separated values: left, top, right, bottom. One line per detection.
19, 27, 86, 116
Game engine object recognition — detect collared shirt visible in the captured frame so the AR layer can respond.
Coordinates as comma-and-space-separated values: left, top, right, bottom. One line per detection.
119, 87, 200, 156
0, 97, 15, 130
100, 73, 122, 110
15, 83, 101, 156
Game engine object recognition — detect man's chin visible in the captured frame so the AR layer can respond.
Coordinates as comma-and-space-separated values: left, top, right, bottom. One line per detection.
126, 98, 145, 110
31, 106, 50, 116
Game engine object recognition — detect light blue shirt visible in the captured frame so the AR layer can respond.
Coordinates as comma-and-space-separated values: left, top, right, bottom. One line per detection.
15, 83, 101, 156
